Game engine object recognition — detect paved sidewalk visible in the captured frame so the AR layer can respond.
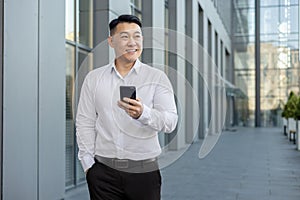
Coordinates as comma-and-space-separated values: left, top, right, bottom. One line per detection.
65, 127, 300, 200
161, 127, 300, 200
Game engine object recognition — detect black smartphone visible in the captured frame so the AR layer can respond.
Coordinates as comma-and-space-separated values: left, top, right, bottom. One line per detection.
120, 86, 136, 102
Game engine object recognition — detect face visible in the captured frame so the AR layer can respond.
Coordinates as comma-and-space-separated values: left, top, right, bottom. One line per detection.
108, 22, 143, 64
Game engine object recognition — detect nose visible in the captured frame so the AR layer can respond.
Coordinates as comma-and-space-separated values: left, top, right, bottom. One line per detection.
127, 36, 137, 46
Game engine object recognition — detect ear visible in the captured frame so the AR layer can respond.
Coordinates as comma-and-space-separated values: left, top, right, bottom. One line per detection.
107, 36, 114, 48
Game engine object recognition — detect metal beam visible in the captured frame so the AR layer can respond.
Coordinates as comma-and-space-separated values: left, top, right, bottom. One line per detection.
255, 0, 261, 127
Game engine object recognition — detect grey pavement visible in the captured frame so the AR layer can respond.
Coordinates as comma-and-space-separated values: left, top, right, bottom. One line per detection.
65, 127, 300, 200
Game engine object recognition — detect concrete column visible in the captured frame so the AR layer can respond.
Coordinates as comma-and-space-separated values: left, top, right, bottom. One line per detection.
166, 0, 186, 150
3, 0, 65, 199
191, 1, 200, 142
202, 14, 209, 137
198, 0, 232, 136
175, 0, 186, 149
185, 0, 194, 144
38, 0, 65, 199
0, 0, 3, 196
3, 0, 39, 199
142, 0, 166, 145
198, 5, 205, 139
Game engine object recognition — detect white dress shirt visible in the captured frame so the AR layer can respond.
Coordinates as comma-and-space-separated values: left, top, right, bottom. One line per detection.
76, 59, 178, 172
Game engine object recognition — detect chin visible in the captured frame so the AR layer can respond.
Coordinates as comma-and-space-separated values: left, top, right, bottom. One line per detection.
127, 58, 138, 63
125, 55, 140, 62
117, 51, 141, 63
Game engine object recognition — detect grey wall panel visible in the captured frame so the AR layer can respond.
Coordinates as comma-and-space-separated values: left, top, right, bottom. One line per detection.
3, 0, 38, 199
185, 0, 194, 144
93, 9, 110, 66
141, 0, 153, 64
198, 0, 231, 53
3, 0, 66, 199
38, 0, 65, 199
0, 0, 3, 198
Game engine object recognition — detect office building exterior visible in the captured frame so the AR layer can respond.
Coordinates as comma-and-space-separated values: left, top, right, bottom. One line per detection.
0, 0, 298, 199
233, 0, 299, 127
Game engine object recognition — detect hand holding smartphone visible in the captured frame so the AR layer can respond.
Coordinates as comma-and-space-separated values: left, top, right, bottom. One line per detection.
119, 86, 143, 118
120, 86, 136, 102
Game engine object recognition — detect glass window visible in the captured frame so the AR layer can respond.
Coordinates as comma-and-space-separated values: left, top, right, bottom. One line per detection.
280, 0, 298, 5
235, 0, 255, 8
290, 5, 298, 33
134, 0, 142, 10
77, 0, 93, 48
261, 5, 298, 35
290, 0, 299, 4
65, 0, 94, 189
130, 0, 142, 61
215, 31, 218, 67
65, 43, 75, 188
233, 1, 256, 126
287, 39, 298, 49
220, 41, 223, 76
233, 8, 255, 37
233, 0, 300, 127
259, 2, 299, 127
261, 0, 280, 7
130, 0, 142, 20
260, 7, 280, 35
65, 0, 75, 41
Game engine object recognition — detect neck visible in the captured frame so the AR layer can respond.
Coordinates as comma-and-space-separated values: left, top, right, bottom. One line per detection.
115, 58, 137, 77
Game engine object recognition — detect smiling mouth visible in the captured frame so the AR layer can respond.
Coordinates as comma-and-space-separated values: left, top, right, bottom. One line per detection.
126, 49, 138, 53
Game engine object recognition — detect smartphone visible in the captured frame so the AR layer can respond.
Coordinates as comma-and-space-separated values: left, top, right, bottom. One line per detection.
120, 86, 136, 102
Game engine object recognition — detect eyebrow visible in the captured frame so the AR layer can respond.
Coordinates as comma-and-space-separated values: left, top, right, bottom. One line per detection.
119, 31, 142, 35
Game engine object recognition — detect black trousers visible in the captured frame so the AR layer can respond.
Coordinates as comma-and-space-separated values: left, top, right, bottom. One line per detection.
86, 161, 161, 200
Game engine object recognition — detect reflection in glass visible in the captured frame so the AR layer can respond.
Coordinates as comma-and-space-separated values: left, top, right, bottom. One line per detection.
65, 0, 94, 189
233, 0, 299, 127
65, 44, 75, 187
134, 0, 142, 10
130, 0, 142, 21
260, 1, 299, 127
289, 5, 298, 33
235, 0, 255, 8
78, 0, 93, 48
261, 0, 299, 6
65, 0, 75, 41
233, 1, 255, 126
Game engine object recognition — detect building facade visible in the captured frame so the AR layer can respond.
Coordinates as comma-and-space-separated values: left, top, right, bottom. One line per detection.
233, 0, 300, 127
2, 0, 298, 199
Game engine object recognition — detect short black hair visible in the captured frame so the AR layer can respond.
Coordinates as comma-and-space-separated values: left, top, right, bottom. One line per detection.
109, 14, 142, 36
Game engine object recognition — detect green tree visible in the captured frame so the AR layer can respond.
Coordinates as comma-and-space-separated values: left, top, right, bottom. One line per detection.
294, 96, 300, 120
282, 91, 298, 119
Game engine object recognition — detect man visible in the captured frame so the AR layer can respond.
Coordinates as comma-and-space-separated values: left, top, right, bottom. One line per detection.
76, 14, 178, 200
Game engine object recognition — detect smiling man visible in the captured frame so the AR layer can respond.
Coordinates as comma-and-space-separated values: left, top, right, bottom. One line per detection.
76, 15, 178, 200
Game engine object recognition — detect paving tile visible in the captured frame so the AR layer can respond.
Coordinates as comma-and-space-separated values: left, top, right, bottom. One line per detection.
161, 127, 300, 200
66, 127, 300, 200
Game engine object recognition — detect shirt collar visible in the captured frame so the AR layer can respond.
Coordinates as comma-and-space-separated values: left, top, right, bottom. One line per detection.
110, 59, 141, 75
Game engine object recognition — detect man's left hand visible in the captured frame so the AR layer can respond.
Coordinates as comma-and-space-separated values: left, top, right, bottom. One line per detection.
118, 97, 144, 119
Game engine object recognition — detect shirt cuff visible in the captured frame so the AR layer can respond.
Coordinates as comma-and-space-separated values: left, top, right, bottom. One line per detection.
137, 104, 151, 125
80, 155, 95, 172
